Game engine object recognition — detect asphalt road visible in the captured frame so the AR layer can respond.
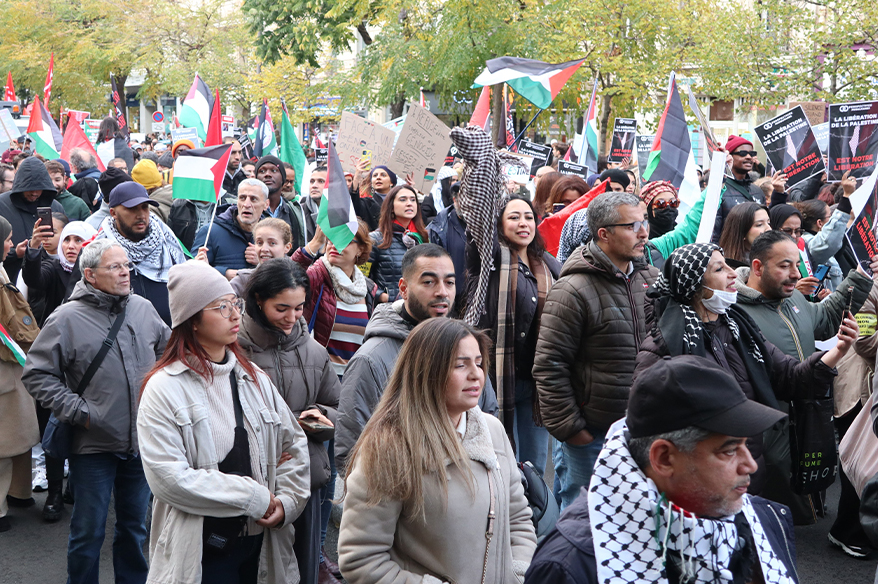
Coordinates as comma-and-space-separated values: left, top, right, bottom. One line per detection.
1, 478, 874, 583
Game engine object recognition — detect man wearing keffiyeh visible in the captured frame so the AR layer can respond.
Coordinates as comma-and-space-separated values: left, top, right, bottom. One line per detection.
525, 355, 800, 584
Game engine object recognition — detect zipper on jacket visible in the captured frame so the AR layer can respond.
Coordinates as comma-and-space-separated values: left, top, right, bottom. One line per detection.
768, 504, 800, 582
776, 303, 804, 361
622, 275, 643, 348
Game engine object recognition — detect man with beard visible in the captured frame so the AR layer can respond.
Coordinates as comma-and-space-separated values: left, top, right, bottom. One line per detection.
254, 155, 300, 243
534, 192, 660, 509
334, 244, 498, 471
221, 136, 246, 197
300, 166, 327, 240
87, 182, 187, 326
192, 178, 269, 281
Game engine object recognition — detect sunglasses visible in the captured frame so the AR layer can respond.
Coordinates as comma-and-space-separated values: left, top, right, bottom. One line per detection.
652, 199, 680, 210
732, 150, 758, 158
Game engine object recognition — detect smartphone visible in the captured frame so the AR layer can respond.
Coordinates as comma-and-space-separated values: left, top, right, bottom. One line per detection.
813, 264, 830, 281
37, 207, 54, 235
361, 149, 372, 159
299, 418, 333, 433
553, 203, 566, 214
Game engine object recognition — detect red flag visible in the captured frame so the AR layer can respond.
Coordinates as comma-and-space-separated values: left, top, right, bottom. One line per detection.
204, 89, 222, 146
419, 88, 427, 108
3, 72, 15, 102
43, 53, 54, 107
60, 119, 106, 172
538, 179, 608, 256
469, 86, 491, 130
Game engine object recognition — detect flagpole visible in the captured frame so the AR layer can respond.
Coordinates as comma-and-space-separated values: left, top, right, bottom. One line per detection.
512, 108, 545, 147
201, 199, 221, 252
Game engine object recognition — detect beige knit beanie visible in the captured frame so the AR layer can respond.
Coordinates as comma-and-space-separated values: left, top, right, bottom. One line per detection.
167, 260, 234, 328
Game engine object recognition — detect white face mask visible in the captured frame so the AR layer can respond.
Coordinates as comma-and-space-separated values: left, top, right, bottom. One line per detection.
702, 287, 738, 314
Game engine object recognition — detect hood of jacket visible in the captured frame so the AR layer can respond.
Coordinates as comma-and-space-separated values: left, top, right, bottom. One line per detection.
734, 266, 780, 307
560, 239, 650, 279
362, 299, 411, 344
9, 156, 56, 201
238, 312, 309, 353
68, 278, 130, 314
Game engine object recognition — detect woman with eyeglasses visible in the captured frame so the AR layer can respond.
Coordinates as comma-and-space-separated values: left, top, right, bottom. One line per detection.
138, 260, 311, 584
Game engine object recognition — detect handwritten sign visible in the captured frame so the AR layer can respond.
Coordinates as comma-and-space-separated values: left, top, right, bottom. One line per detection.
335, 111, 395, 173
387, 104, 453, 193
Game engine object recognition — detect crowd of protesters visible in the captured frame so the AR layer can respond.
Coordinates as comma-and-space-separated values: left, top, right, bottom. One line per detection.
4, 117, 878, 584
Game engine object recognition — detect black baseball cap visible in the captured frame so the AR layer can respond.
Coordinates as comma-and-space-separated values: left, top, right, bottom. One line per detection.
108, 181, 159, 209
627, 355, 785, 439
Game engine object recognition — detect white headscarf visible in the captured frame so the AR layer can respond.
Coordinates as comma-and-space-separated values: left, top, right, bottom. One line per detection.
58, 221, 97, 272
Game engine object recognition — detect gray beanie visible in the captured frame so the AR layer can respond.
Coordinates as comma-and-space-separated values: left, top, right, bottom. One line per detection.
167, 260, 234, 328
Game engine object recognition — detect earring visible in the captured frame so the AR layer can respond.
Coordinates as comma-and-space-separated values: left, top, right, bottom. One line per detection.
355, 254, 360, 262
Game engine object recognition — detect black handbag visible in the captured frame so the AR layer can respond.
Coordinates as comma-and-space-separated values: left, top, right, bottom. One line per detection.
518, 461, 559, 541
788, 396, 838, 494
42, 305, 127, 460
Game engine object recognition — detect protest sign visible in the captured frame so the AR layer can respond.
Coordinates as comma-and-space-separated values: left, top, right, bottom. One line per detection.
557, 160, 589, 179
500, 150, 533, 184
828, 100, 878, 181
790, 101, 826, 127
315, 148, 328, 164
171, 126, 201, 147
152, 122, 165, 133
444, 144, 459, 166
0, 108, 17, 149
846, 178, 878, 278
695, 151, 728, 243
812, 122, 829, 157
335, 111, 395, 173
83, 119, 101, 144
753, 106, 824, 188
608, 118, 637, 163
635, 135, 655, 179
387, 104, 453, 193
687, 86, 722, 168
517, 139, 553, 176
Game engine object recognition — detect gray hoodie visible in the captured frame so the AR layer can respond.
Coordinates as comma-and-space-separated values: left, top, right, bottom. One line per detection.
23, 279, 169, 455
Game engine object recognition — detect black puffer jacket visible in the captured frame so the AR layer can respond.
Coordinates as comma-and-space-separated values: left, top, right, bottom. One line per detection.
238, 313, 339, 490
0, 157, 63, 280
368, 227, 420, 301
21, 247, 71, 326
711, 175, 767, 243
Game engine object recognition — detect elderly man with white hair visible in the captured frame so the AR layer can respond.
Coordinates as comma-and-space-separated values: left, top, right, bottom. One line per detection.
23, 237, 169, 584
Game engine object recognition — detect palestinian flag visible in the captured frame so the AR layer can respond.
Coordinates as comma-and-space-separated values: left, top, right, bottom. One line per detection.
172, 144, 233, 203
279, 100, 307, 195
469, 86, 492, 131
61, 120, 105, 171
0, 322, 26, 367
204, 89, 222, 147
179, 74, 214, 142
573, 78, 600, 172
248, 99, 277, 158
473, 57, 586, 110
26, 96, 62, 159
318, 140, 358, 251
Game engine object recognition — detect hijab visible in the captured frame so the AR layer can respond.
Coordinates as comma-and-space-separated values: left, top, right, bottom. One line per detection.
58, 221, 98, 272
768, 204, 802, 231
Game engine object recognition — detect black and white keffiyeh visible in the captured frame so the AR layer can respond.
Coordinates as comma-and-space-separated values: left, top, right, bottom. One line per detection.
558, 209, 590, 264
101, 216, 186, 283
588, 420, 795, 584
449, 126, 526, 325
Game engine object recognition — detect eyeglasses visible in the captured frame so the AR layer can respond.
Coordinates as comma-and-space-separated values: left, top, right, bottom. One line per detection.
781, 227, 804, 237
94, 261, 134, 274
732, 150, 758, 158
652, 199, 680, 210
605, 220, 650, 233
203, 297, 245, 319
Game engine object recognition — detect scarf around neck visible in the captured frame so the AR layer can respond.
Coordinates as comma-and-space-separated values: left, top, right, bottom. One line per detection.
589, 420, 795, 584
393, 219, 422, 250
320, 255, 367, 304
101, 216, 186, 282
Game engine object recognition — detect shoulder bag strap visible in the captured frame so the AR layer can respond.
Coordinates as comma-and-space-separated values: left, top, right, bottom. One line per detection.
480, 467, 496, 584
228, 370, 245, 429
308, 284, 325, 333
75, 304, 127, 394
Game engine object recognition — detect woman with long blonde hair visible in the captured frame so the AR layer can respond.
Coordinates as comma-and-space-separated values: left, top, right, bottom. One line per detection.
338, 318, 536, 584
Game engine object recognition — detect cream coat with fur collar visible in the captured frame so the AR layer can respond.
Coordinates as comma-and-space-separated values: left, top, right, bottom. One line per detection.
338, 406, 537, 584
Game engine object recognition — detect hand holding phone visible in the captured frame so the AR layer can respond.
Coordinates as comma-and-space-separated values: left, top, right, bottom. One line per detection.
37, 207, 54, 235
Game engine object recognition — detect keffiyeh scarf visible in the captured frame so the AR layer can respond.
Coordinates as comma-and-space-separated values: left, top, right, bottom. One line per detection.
650, 243, 763, 363
101, 216, 186, 282
557, 209, 591, 264
449, 126, 526, 325
589, 420, 796, 584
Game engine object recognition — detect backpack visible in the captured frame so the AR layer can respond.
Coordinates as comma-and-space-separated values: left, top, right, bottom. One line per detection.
0, 282, 40, 363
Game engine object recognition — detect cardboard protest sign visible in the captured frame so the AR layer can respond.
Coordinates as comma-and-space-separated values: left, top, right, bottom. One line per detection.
790, 101, 826, 127
812, 122, 829, 157
753, 106, 824, 188
315, 148, 328, 164
846, 178, 878, 278
517, 139, 553, 176
557, 160, 589, 179
386, 104, 453, 193
608, 118, 637, 163
335, 111, 395, 173
828, 101, 878, 181
635, 135, 655, 179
